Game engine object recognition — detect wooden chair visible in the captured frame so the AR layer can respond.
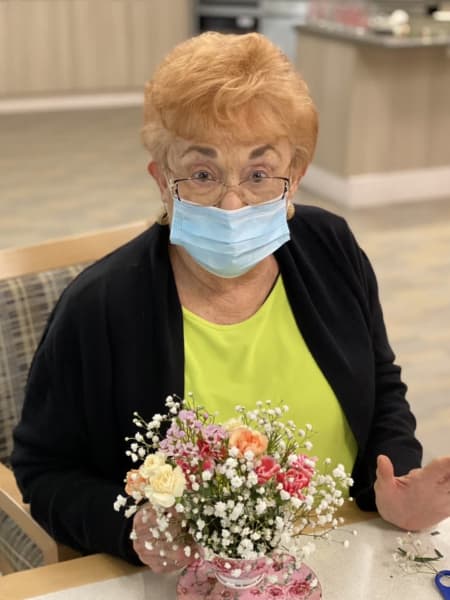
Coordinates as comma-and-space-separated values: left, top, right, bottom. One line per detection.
0, 220, 150, 573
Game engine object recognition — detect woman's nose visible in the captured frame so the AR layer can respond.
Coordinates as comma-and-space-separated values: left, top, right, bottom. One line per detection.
216, 186, 246, 210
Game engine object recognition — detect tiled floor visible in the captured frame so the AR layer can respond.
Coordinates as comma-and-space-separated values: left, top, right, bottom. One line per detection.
1, 106, 449, 463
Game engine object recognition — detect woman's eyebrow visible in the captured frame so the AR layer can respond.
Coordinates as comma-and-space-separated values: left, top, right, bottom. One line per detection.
248, 144, 278, 159
181, 145, 218, 158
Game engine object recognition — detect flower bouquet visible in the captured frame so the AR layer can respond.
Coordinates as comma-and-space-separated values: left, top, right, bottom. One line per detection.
114, 395, 353, 598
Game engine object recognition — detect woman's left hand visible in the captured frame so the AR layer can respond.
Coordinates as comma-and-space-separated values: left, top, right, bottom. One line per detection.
374, 454, 450, 531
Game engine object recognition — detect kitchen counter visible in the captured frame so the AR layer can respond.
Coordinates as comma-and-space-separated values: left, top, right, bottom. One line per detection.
296, 23, 450, 207
297, 21, 450, 48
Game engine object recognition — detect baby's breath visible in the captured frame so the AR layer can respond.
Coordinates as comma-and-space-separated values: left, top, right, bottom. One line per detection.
115, 394, 353, 563
393, 531, 444, 574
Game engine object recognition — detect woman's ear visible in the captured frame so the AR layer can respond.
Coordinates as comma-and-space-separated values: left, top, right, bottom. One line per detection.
289, 167, 306, 198
147, 161, 168, 194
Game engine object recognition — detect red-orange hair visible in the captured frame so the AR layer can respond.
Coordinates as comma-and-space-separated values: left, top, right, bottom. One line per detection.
142, 32, 318, 172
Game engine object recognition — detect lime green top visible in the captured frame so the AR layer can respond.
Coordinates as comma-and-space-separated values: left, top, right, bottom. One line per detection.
182, 276, 357, 474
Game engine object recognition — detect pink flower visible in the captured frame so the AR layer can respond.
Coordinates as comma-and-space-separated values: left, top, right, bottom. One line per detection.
266, 585, 284, 597
201, 458, 215, 472
124, 469, 146, 496
288, 581, 311, 596
197, 438, 213, 458
277, 468, 311, 498
290, 454, 316, 479
228, 427, 268, 457
276, 454, 315, 498
255, 456, 281, 484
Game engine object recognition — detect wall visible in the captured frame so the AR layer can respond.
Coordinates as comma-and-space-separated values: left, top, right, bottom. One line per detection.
0, 0, 194, 97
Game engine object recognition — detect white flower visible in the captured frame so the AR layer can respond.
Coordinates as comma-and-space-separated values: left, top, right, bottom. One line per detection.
113, 495, 127, 511
302, 542, 316, 557
197, 519, 206, 530
125, 505, 138, 518
139, 453, 166, 478
230, 503, 244, 521
230, 475, 244, 489
214, 502, 227, 517
144, 464, 186, 508
246, 471, 258, 486
291, 497, 302, 509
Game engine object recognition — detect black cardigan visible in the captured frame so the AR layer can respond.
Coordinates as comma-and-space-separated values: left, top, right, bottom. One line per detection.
11, 205, 422, 565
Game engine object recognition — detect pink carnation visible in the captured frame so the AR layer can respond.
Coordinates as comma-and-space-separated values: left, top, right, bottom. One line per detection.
255, 455, 281, 484
277, 456, 315, 498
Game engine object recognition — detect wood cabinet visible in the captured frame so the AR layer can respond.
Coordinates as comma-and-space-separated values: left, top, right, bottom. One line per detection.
0, 0, 194, 96
296, 25, 450, 206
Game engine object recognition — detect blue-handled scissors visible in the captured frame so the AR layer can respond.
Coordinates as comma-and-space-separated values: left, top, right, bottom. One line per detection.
435, 571, 450, 599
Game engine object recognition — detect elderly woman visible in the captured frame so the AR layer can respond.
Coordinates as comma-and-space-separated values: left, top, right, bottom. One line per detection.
12, 32, 450, 571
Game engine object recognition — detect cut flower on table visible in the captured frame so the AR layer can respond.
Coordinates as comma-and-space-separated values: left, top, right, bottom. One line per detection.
114, 395, 354, 566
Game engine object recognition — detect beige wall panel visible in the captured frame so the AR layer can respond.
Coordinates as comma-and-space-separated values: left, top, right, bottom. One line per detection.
298, 28, 450, 177
70, 0, 98, 90
102, 0, 130, 88
1, 0, 193, 97
129, 0, 194, 87
1, 0, 72, 95
25, 1, 73, 93
6, 1, 30, 94
297, 34, 356, 176
0, 4, 8, 95
386, 50, 432, 171
427, 49, 450, 167
128, 0, 153, 86
349, 47, 439, 174
71, 0, 130, 91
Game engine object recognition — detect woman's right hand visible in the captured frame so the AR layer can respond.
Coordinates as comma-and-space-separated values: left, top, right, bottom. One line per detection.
132, 504, 196, 573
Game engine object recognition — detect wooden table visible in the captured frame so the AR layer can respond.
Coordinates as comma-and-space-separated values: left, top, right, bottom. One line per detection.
0, 505, 450, 600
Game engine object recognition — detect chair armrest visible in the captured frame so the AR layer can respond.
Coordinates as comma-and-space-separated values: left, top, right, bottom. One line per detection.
0, 463, 59, 565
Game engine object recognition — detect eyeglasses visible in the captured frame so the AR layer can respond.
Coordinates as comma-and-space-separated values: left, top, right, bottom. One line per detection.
170, 175, 290, 206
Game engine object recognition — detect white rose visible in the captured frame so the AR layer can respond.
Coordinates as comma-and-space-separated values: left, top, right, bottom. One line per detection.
139, 453, 166, 479
145, 464, 186, 508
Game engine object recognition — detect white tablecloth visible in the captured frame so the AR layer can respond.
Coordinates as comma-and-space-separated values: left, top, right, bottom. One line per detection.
29, 517, 450, 599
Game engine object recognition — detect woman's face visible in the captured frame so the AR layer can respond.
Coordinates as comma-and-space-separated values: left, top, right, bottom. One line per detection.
149, 137, 302, 221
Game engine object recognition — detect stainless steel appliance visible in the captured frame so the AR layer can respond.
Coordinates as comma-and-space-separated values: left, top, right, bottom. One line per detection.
196, 0, 260, 34
260, 1, 309, 62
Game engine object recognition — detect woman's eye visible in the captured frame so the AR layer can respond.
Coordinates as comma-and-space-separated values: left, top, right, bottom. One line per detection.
249, 170, 269, 182
191, 171, 214, 182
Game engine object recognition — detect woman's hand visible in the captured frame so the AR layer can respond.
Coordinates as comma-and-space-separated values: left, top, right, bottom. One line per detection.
132, 504, 197, 573
374, 454, 450, 531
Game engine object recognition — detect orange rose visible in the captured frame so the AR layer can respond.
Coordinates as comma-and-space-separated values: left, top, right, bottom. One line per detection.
228, 426, 268, 457
125, 469, 147, 497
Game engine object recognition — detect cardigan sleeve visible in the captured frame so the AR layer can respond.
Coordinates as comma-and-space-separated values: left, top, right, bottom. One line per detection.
351, 246, 423, 511
11, 292, 142, 565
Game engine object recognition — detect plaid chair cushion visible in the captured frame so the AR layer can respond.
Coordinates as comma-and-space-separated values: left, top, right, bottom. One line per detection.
0, 509, 44, 572
0, 264, 87, 466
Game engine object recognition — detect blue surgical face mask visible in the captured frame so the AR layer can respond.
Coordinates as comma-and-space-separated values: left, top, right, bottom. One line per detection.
169, 195, 291, 278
